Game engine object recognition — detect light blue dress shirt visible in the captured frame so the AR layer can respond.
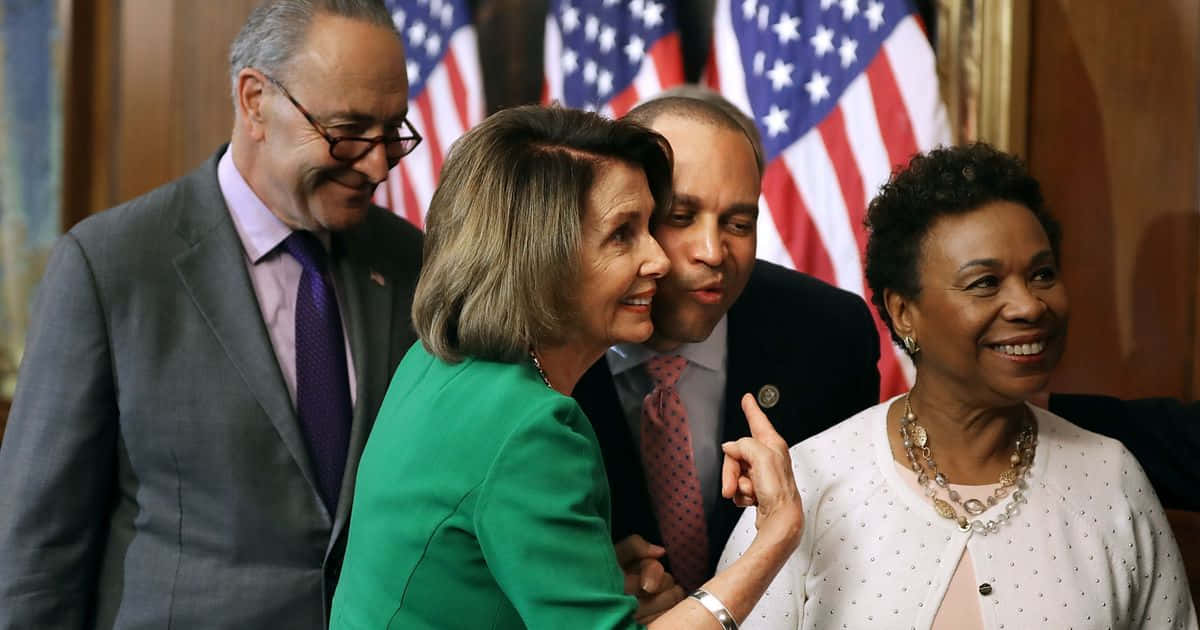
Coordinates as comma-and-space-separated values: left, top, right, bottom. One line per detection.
605, 316, 728, 519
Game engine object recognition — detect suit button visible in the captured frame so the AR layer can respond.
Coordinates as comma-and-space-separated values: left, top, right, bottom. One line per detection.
978, 582, 992, 595
757, 384, 780, 409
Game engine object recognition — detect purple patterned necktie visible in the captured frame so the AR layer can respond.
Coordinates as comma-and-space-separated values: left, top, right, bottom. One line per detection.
281, 231, 352, 513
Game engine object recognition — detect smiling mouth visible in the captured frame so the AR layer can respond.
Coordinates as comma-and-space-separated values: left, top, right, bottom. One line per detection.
620, 296, 652, 307
988, 341, 1046, 356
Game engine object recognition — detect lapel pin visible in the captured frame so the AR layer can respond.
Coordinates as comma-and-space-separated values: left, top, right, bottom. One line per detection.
757, 384, 780, 409
369, 270, 387, 287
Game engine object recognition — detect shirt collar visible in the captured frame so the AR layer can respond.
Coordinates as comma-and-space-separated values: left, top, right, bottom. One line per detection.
606, 315, 728, 375
218, 148, 299, 264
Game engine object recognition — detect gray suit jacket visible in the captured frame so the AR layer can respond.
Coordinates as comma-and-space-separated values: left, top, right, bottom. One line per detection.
0, 147, 423, 629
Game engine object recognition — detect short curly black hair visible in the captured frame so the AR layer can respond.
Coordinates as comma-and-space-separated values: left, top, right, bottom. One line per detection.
864, 142, 1061, 356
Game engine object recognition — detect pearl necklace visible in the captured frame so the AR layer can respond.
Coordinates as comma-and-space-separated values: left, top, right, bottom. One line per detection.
899, 393, 1037, 534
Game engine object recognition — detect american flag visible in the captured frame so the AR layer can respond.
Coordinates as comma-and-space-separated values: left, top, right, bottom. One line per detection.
707, 0, 950, 398
543, 0, 685, 116
376, 0, 485, 228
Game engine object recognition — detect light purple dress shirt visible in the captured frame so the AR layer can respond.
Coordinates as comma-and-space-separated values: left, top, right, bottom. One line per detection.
217, 148, 357, 409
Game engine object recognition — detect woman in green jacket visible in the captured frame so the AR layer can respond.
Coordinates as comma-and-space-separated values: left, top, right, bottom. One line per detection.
331, 105, 804, 630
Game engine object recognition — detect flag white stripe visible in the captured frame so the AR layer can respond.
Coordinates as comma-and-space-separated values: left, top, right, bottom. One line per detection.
449, 27, 486, 124
403, 108, 438, 218
543, 16, 564, 103
710, 0, 753, 117
781, 131, 865, 296
839, 75, 892, 207
883, 16, 951, 150
630, 53, 663, 106
755, 195, 794, 270
713, 0, 788, 269
425, 67, 467, 159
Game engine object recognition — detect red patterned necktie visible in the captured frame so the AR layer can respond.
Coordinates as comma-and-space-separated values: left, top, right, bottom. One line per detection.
640, 354, 710, 591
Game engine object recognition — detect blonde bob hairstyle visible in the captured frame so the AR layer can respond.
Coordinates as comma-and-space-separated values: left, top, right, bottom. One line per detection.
412, 105, 674, 364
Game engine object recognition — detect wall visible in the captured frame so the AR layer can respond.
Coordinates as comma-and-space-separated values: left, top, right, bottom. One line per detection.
1028, 0, 1200, 400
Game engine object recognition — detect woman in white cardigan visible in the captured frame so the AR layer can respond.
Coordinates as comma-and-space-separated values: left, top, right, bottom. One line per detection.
720, 143, 1196, 630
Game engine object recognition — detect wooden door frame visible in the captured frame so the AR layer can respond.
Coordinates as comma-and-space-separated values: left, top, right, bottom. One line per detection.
935, 0, 1031, 155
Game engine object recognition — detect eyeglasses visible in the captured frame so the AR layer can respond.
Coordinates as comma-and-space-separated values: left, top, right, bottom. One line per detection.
261, 72, 422, 167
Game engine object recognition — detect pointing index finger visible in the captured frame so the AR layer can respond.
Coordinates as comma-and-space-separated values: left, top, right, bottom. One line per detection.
741, 393, 784, 446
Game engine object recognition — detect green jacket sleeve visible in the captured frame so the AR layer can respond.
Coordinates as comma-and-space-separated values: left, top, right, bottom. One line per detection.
474, 397, 644, 630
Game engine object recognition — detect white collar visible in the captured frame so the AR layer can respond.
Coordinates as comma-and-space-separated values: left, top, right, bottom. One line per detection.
606, 316, 728, 375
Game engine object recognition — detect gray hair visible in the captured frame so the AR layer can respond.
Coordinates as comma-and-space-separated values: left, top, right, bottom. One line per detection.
413, 105, 673, 364
229, 0, 398, 106
625, 86, 766, 177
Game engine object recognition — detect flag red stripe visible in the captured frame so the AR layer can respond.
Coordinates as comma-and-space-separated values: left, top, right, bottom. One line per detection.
398, 163, 423, 229
703, 39, 720, 89
879, 349, 907, 400
443, 48, 472, 133
415, 92, 444, 188
865, 52, 920, 172
649, 31, 685, 87
761, 159, 836, 285
609, 84, 641, 118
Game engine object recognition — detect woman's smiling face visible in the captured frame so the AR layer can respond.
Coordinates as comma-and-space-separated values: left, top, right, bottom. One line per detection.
570, 159, 670, 356
898, 200, 1069, 405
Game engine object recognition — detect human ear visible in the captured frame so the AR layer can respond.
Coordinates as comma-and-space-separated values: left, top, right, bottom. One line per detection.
235, 68, 270, 141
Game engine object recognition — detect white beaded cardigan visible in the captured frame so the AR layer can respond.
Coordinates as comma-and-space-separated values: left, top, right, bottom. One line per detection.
719, 399, 1198, 630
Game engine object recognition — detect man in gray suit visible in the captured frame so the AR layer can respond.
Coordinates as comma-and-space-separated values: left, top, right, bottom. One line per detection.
0, 1, 422, 628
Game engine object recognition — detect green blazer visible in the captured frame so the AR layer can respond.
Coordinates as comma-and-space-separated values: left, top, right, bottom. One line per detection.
331, 343, 643, 630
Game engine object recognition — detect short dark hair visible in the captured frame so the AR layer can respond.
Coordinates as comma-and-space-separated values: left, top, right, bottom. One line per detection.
864, 142, 1061, 355
624, 90, 764, 177
413, 105, 673, 364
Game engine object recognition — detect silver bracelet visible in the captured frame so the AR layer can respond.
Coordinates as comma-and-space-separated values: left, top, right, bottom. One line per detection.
689, 588, 739, 630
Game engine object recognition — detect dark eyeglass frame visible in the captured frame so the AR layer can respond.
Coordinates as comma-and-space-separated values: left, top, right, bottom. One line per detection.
260, 71, 422, 166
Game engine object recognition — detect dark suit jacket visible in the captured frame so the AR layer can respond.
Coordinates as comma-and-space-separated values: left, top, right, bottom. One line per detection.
574, 260, 881, 576
0, 147, 422, 629
1050, 394, 1200, 512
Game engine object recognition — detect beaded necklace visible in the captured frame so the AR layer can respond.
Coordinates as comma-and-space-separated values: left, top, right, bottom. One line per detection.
899, 392, 1037, 534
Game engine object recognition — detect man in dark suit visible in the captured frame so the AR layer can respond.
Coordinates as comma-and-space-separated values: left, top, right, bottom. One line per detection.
0, 2, 421, 628
1048, 394, 1200, 511
573, 92, 881, 617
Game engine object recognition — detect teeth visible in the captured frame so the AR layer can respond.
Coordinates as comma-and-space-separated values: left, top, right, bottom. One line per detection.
996, 341, 1045, 356
622, 297, 652, 306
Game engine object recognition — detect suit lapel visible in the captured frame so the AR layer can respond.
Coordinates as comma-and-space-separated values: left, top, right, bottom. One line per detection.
723, 301, 758, 444
327, 231, 394, 551
172, 149, 324, 516
575, 361, 662, 546
710, 302, 759, 570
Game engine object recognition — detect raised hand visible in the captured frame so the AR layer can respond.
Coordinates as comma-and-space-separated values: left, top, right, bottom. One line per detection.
720, 394, 804, 536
